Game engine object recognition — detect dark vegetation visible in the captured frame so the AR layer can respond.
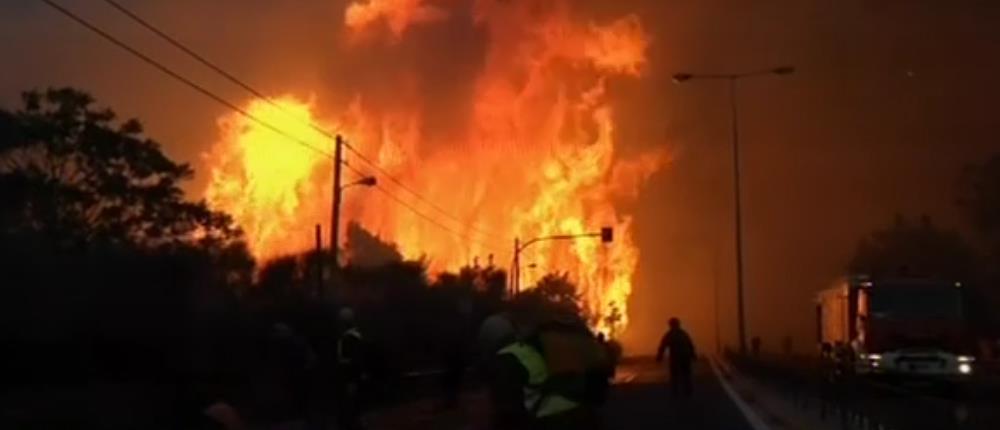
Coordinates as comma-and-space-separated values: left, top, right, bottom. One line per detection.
849, 155, 1000, 336
0, 88, 584, 423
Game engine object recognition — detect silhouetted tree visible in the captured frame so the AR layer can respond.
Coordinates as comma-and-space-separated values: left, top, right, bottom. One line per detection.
959, 154, 1000, 262
849, 214, 978, 280
344, 221, 403, 267
847, 214, 999, 333
511, 272, 586, 325
0, 88, 243, 251
0, 88, 253, 383
532, 272, 581, 307
958, 155, 1000, 334
258, 256, 302, 296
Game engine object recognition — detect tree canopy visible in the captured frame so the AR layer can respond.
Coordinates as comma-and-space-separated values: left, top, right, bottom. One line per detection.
0, 88, 253, 348
0, 87, 242, 251
959, 154, 1000, 262
849, 214, 977, 281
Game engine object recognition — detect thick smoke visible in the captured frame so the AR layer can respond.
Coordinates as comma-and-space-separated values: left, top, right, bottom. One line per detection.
322, 0, 489, 151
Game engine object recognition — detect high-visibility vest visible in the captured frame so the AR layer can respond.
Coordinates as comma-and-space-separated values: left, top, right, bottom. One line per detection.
497, 342, 578, 418
338, 328, 363, 365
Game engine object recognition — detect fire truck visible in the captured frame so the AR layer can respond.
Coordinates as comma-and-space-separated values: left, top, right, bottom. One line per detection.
816, 275, 975, 380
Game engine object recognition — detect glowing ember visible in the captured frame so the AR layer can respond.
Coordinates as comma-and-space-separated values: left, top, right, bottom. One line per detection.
203, 0, 664, 337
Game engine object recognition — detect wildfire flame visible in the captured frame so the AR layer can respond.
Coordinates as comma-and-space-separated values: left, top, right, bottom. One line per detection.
203, 0, 664, 336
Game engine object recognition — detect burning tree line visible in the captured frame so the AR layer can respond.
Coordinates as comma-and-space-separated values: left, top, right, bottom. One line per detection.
0, 88, 597, 385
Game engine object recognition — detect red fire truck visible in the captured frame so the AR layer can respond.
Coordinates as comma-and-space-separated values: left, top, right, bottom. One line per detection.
816, 275, 976, 380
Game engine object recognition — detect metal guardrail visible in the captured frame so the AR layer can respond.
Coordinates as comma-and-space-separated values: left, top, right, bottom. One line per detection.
727, 354, 1000, 430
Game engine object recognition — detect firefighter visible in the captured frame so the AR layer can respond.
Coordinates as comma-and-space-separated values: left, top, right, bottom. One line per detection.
264, 322, 316, 423
594, 332, 620, 402
335, 307, 366, 430
478, 310, 517, 358
656, 317, 696, 397
480, 309, 522, 429
495, 339, 596, 430
495, 310, 606, 430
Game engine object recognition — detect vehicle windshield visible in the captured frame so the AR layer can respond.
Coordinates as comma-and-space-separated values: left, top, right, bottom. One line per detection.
868, 286, 963, 320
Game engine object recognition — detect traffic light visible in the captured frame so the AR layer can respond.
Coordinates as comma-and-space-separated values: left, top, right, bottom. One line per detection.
600, 227, 613, 243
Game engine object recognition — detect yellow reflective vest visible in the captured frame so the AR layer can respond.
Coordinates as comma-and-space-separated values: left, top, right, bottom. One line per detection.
497, 342, 578, 418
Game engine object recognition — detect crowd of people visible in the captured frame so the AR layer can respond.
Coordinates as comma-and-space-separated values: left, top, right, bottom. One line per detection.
189, 307, 371, 430
191, 301, 702, 430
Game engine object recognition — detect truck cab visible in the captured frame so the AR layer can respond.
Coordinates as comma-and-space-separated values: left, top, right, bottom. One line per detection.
816, 275, 975, 380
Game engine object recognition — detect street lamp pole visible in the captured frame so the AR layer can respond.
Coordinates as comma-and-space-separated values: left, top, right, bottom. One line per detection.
729, 76, 748, 356
327, 133, 377, 300
673, 66, 794, 354
331, 135, 344, 270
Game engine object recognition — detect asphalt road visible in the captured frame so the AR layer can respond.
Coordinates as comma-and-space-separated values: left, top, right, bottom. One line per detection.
370, 358, 758, 430
604, 359, 756, 429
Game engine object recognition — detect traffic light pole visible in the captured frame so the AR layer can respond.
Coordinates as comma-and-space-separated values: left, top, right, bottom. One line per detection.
511, 228, 613, 295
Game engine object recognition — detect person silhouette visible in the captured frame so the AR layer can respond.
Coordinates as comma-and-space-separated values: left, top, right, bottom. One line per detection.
656, 318, 696, 397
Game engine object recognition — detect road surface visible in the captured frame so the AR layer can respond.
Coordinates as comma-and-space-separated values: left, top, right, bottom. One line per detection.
605, 359, 756, 429
370, 358, 759, 429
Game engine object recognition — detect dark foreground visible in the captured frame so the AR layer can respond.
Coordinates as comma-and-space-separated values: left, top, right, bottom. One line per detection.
602, 359, 755, 429
0, 359, 756, 429
370, 359, 756, 430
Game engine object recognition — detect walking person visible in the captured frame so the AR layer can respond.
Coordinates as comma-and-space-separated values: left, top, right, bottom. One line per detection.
656, 318, 696, 397
335, 307, 367, 430
442, 297, 474, 409
478, 309, 520, 429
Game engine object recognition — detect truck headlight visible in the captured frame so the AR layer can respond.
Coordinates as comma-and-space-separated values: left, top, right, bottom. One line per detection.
958, 363, 973, 375
957, 355, 975, 363
866, 353, 883, 362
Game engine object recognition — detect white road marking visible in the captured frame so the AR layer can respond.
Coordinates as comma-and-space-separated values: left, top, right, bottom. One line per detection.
710, 359, 773, 430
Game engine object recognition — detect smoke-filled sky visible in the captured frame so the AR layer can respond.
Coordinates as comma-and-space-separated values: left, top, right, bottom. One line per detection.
3, 0, 999, 353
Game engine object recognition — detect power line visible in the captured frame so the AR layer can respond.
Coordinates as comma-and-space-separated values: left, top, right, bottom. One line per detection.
101, 0, 275, 103
39, 0, 335, 160
100, 0, 337, 146
341, 159, 371, 179
43, 0, 504, 246
341, 160, 499, 250
99, 0, 503, 241
341, 145, 504, 241
370, 183, 505, 253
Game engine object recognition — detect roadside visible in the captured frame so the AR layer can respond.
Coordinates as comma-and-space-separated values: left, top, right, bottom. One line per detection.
712, 358, 839, 430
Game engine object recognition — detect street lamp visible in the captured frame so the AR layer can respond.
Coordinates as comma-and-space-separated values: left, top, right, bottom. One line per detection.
511, 227, 613, 295
341, 175, 378, 190
673, 65, 794, 354
671, 66, 794, 83
324, 171, 377, 299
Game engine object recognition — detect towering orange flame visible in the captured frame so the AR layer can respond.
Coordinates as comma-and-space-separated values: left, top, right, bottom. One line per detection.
203, 0, 664, 337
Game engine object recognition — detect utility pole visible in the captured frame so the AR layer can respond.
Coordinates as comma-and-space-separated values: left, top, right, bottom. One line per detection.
329, 135, 344, 297
729, 78, 747, 355
315, 224, 323, 298
511, 228, 613, 296
713, 241, 721, 355
672, 66, 794, 354
513, 238, 521, 295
